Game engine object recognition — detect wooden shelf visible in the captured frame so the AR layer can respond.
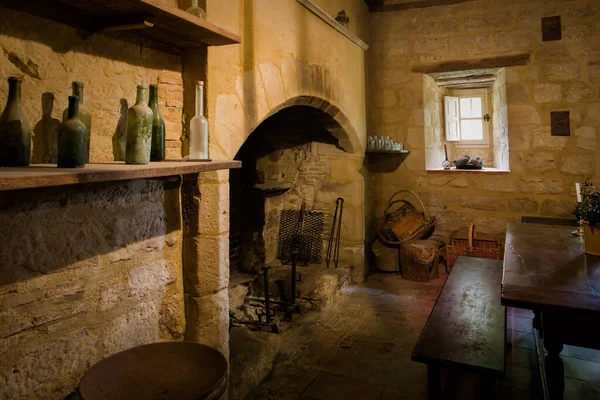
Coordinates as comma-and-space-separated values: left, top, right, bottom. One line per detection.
1, 0, 241, 49
366, 150, 410, 155
0, 160, 241, 192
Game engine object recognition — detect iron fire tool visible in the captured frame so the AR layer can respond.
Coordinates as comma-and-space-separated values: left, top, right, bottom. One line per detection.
326, 197, 344, 268
261, 266, 272, 324
285, 203, 306, 321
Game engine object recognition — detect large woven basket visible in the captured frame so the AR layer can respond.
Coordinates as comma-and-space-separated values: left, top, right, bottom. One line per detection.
446, 224, 502, 271
377, 190, 436, 247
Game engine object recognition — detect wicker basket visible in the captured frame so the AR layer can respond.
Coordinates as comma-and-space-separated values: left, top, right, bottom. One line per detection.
446, 224, 502, 271
377, 190, 436, 247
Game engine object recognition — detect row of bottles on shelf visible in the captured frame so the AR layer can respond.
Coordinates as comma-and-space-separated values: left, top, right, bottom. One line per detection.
367, 135, 406, 152
0, 77, 209, 168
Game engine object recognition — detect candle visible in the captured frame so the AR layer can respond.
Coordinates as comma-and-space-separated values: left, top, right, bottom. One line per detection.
576, 182, 582, 203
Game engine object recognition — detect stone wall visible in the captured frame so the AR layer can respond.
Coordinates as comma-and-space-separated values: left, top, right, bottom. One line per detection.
0, 179, 185, 399
0, 5, 188, 399
368, 0, 600, 241
0, 8, 184, 162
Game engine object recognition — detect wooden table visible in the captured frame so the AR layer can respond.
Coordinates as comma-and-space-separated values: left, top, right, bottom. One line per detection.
502, 223, 600, 399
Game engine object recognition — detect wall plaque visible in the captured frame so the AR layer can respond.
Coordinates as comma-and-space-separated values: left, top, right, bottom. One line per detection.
551, 111, 570, 136
542, 16, 562, 42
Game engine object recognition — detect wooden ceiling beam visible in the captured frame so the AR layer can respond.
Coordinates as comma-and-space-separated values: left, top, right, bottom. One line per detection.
412, 53, 531, 74
369, 0, 476, 13
444, 83, 494, 90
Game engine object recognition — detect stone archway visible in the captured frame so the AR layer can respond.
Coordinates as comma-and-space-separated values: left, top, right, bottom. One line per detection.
211, 56, 366, 162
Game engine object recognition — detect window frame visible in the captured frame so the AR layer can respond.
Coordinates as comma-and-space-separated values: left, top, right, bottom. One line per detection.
445, 89, 491, 148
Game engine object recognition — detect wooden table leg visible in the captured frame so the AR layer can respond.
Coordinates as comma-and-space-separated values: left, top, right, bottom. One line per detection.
542, 312, 565, 400
427, 364, 441, 400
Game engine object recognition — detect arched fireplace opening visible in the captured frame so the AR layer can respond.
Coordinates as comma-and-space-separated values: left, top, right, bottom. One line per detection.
229, 105, 346, 279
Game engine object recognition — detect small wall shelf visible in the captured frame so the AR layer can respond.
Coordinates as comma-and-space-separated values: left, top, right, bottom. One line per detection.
0, 160, 241, 192
366, 150, 410, 155
1, 0, 241, 50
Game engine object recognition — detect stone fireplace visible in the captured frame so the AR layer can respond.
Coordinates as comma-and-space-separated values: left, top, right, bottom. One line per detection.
230, 105, 349, 276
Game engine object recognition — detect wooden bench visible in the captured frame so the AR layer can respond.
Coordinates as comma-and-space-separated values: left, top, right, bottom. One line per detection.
411, 256, 506, 399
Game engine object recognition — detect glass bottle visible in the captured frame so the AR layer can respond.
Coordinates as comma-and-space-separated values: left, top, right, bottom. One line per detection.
0, 77, 31, 166
189, 81, 209, 160
186, 0, 206, 19
384, 136, 391, 150
148, 84, 165, 162
372, 135, 379, 149
125, 86, 153, 165
378, 136, 384, 150
58, 96, 86, 168
62, 82, 91, 162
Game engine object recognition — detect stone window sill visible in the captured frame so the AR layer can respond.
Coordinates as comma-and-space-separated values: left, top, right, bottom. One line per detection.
426, 168, 510, 174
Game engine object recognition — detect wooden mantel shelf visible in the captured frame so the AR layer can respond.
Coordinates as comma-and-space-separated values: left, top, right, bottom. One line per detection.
0, 0, 241, 49
0, 160, 241, 192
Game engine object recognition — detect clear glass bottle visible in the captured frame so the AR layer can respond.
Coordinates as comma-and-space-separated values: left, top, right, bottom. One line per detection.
189, 81, 209, 160
148, 84, 165, 162
384, 136, 391, 150
0, 77, 31, 166
186, 0, 206, 19
62, 82, 91, 162
125, 86, 153, 165
58, 96, 86, 168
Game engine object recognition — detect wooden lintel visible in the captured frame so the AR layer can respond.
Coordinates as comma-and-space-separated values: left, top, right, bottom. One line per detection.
435, 74, 496, 82
444, 83, 493, 90
437, 77, 496, 86
370, 0, 476, 12
412, 53, 531, 74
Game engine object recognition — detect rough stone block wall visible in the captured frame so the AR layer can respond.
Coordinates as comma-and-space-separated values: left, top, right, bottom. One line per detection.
262, 142, 365, 279
0, 179, 184, 399
368, 0, 600, 241
0, 9, 184, 162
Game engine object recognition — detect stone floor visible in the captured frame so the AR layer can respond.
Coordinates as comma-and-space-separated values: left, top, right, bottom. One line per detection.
247, 268, 600, 400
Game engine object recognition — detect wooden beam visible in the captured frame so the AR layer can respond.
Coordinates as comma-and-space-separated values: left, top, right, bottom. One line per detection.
435, 73, 496, 82
443, 83, 493, 90
412, 53, 531, 74
296, 0, 369, 51
370, 0, 476, 12
437, 77, 496, 86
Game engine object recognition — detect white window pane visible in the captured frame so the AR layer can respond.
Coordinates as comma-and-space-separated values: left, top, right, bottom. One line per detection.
471, 98, 482, 118
461, 119, 483, 140
460, 98, 471, 118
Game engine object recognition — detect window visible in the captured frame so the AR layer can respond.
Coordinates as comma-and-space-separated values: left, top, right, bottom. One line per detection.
444, 90, 490, 147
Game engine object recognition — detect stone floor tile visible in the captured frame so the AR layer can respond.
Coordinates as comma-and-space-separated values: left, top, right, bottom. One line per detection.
303, 373, 384, 400
564, 377, 600, 400
507, 315, 534, 333
379, 386, 428, 400
506, 329, 536, 350
562, 345, 600, 364
506, 345, 537, 369
563, 356, 600, 384
507, 307, 535, 319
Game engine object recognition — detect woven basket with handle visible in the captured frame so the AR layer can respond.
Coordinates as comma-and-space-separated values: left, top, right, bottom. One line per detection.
446, 223, 502, 271
377, 190, 436, 247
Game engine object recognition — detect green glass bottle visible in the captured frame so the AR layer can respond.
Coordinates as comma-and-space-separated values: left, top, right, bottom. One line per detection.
58, 96, 86, 168
63, 82, 91, 162
148, 84, 165, 161
0, 77, 31, 166
125, 85, 153, 165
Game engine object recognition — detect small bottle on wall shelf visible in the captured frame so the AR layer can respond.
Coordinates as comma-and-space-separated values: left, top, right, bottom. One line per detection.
0, 77, 31, 167
62, 82, 91, 163
186, 0, 206, 19
125, 85, 153, 165
189, 81, 209, 161
58, 95, 86, 168
148, 84, 165, 162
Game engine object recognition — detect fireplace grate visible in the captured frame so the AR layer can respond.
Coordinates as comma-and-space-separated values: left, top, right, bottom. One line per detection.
277, 209, 324, 265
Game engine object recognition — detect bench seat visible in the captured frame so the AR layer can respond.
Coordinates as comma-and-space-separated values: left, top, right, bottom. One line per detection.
411, 256, 506, 399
